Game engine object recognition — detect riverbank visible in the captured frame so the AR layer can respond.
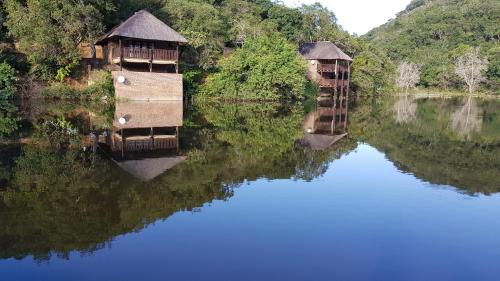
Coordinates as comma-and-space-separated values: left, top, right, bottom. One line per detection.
390, 89, 500, 99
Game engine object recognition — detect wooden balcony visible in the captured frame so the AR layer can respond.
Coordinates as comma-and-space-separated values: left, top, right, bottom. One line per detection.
111, 133, 178, 152
317, 64, 348, 73
318, 78, 336, 88
317, 64, 336, 73
112, 47, 178, 64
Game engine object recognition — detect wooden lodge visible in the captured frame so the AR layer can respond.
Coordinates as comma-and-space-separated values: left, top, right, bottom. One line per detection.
96, 10, 187, 73
299, 41, 352, 149
92, 10, 187, 101
299, 41, 352, 95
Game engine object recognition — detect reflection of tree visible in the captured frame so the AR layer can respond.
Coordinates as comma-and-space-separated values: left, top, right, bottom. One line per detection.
0, 101, 357, 261
349, 97, 500, 195
450, 97, 482, 139
393, 95, 417, 123
0, 99, 18, 139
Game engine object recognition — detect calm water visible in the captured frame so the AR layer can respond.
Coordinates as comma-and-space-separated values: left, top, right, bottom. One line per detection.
0, 96, 499, 280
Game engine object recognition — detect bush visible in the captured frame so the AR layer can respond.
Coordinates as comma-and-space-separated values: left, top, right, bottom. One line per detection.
201, 33, 307, 101
42, 70, 114, 100
0, 62, 17, 99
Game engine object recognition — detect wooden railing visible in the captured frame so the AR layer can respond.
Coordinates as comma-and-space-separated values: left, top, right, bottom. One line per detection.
112, 47, 178, 61
319, 78, 336, 87
318, 64, 336, 72
317, 64, 348, 73
111, 134, 178, 152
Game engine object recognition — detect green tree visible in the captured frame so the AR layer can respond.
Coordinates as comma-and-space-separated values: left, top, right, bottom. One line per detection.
159, 0, 228, 70
365, 0, 500, 92
0, 62, 17, 99
266, 5, 303, 42
4, 0, 106, 79
201, 33, 307, 100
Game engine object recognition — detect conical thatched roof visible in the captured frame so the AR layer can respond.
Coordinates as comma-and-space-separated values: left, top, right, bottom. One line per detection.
116, 156, 187, 181
96, 10, 187, 44
298, 133, 348, 150
300, 41, 352, 61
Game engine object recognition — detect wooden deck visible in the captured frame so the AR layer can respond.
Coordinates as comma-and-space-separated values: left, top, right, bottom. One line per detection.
112, 47, 178, 64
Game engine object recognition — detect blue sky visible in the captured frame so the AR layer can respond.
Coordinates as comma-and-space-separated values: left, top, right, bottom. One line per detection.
281, 0, 412, 35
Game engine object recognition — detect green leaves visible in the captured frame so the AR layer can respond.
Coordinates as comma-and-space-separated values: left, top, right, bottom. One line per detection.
4, 0, 105, 79
0, 62, 17, 99
366, 0, 500, 93
201, 33, 307, 101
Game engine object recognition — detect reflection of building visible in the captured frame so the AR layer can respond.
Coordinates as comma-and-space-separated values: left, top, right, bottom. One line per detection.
109, 101, 182, 156
300, 95, 348, 150
94, 101, 185, 181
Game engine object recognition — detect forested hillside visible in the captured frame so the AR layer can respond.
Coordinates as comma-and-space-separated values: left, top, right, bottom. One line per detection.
0, 0, 394, 98
365, 0, 499, 91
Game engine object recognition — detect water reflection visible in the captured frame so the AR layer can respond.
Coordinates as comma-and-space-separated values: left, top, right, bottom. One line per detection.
350, 96, 500, 194
450, 96, 483, 139
0, 99, 356, 261
93, 101, 185, 181
300, 93, 348, 150
393, 95, 417, 123
0, 95, 499, 264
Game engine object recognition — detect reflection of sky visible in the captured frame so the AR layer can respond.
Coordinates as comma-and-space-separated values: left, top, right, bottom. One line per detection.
2, 144, 500, 281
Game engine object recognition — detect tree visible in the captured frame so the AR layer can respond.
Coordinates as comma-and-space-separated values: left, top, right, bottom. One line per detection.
266, 5, 303, 42
455, 48, 489, 94
365, 0, 499, 91
160, 0, 228, 70
0, 62, 17, 99
4, 0, 106, 79
201, 33, 307, 100
396, 61, 420, 93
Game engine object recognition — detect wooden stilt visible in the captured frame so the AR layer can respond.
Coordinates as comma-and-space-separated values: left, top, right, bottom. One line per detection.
119, 38, 123, 71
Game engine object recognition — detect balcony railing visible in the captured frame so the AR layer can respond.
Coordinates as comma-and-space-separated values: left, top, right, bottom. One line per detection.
112, 47, 179, 62
317, 64, 348, 73
317, 64, 335, 72
318, 78, 336, 87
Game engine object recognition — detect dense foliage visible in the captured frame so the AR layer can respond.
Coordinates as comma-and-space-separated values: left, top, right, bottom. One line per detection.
0, 0, 396, 97
201, 34, 307, 100
0, 100, 355, 260
4, 0, 108, 79
0, 62, 17, 99
349, 96, 500, 194
365, 0, 500, 92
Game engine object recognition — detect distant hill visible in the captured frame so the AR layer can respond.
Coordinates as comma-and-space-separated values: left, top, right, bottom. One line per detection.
365, 0, 499, 90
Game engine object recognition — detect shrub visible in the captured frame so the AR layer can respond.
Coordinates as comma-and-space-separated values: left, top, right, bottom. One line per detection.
201, 33, 307, 101
0, 62, 17, 99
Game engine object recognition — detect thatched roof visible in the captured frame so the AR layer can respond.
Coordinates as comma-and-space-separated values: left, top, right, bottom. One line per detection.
114, 101, 183, 129
298, 133, 347, 150
300, 41, 352, 61
116, 156, 186, 181
96, 10, 187, 44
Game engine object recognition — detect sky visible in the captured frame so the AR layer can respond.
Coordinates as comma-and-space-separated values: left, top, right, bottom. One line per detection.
282, 0, 412, 35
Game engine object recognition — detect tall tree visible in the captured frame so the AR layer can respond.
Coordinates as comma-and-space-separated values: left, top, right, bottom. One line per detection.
455, 48, 489, 93
396, 61, 420, 93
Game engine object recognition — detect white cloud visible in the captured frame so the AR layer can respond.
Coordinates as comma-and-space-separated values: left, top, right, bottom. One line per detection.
281, 0, 412, 35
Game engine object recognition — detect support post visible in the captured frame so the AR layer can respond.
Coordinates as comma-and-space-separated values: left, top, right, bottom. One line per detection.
119, 38, 123, 71
345, 62, 351, 130
121, 128, 125, 158
175, 126, 180, 153
176, 45, 180, 73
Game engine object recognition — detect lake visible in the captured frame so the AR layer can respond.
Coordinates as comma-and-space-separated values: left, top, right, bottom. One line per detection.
0, 95, 499, 281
